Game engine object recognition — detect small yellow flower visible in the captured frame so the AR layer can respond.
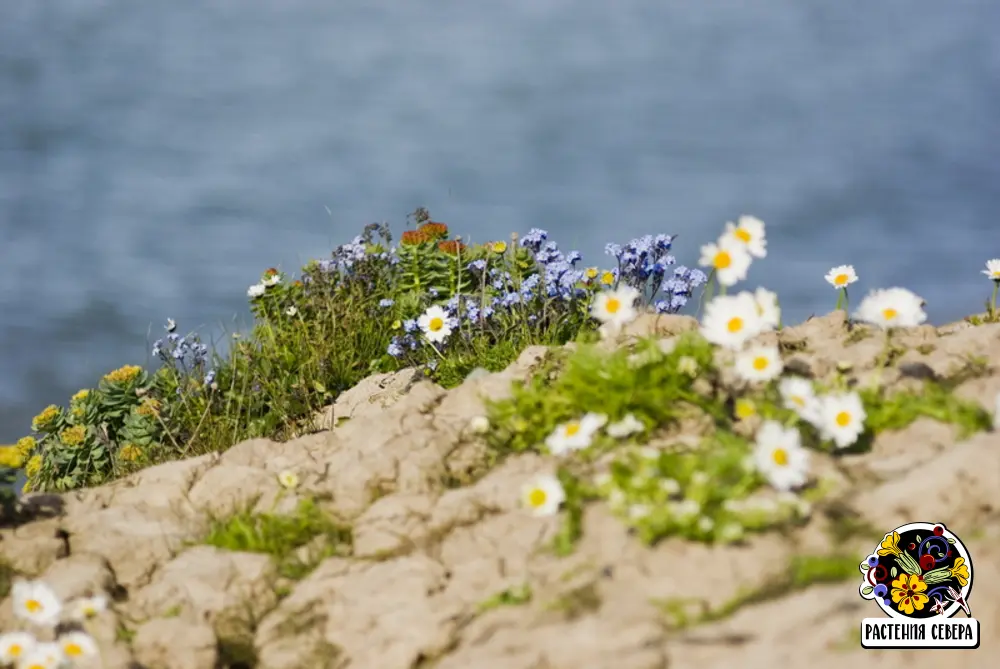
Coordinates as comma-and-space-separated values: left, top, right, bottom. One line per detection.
277, 470, 299, 489
890, 572, 929, 615
31, 405, 61, 433
0, 446, 25, 469
734, 399, 757, 420
490, 241, 507, 254
103, 364, 143, 385
877, 531, 902, 557
15, 436, 37, 458
25, 455, 43, 478
599, 271, 615, 286
59, 425, 88, 448
585, 267, 599, 280
136, 398, 161, 417
70, 389, 91, 404
21, 480, 33, 494
950, 557, 970, 587
391, 320, 402, 330
118, 443, 142, 462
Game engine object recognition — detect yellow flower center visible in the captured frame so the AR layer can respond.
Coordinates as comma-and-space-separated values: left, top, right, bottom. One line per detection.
528, 488, 547, 507
792, 396, 805, 407
585, 267, 598, 279
605, 298, 621, 314
564, 423, 580, 437
752, 356, 769, 371
600, 272, 615, 285
727, 317, 744, 333
992, 270, 1000, 279
882, 308, 898, 321
735, 400, 755, 419
25, 599, 43, 614
428, 317, 444, 332
9, 644, 22, 656
835, 411, 851, 427
65, 643, 83, 657
27, 664, 44, 669
734, 228, 752, 243
713, 250, 732, 269
834, 273, 849, 286
772, 448, 789, 466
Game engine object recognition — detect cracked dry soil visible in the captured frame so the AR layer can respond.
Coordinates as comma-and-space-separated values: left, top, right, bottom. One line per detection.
1, 312, 999, 669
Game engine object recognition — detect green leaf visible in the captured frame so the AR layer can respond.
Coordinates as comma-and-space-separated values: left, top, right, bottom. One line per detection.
948, 538, 956, 544
915, 535, 921, 542
861, 563, 870, 571
890, 566, 898, 577
862, 585, 874, 596
313, 381, 327, 394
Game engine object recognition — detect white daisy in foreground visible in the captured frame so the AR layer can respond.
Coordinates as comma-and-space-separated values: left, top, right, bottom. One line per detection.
825, 265, 858, 289
58, 632, 99, 663
11, 580, 62, 627
778, 377, 820, 424
261, 271, 282, 287
247, 283, 266, 299
722, 215, 767, 259
521, 474, 566, 517
68, 594, 107, 621
277, 470, 299, 489
590, 285, 640, 329
417, 305, 453, 343
0, 632, 36, 665
700, 292, 765, 350
606, 413, 645, 439
699, 237, 752, 287
853, 287, 927, 329
982, 259, 1000, 281
753, 420, 810, 492
817, 392, 867, 449
734, 345, 783, 383
753, 287, 781, 330
544, 413, 608, 455
16, 642, 63, 669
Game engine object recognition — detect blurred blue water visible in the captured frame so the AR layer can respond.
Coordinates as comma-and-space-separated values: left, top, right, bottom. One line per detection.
1, 0, 999, 443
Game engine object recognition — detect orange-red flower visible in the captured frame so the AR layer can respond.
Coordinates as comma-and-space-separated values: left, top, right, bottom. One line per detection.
418, 221, 449, 240
400, 230, 430, 246
437, 240, 466, 255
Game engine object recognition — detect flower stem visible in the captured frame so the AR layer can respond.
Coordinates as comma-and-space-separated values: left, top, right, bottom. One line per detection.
989, 280, 999, 322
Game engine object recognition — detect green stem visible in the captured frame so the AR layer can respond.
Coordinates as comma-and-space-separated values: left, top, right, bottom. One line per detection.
989, 281, 999, 321
834, 289, 844, 312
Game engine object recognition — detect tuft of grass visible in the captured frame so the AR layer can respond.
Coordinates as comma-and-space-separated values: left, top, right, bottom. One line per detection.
655, 553, 860, 630
861, 381, 992, 438
0, 559, 16, 600
477, 584, 533, 613
202, 498, 352, 580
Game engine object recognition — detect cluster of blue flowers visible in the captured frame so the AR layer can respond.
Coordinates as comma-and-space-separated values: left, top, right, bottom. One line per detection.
151, 321, 216, 387
606, 234, 707, 313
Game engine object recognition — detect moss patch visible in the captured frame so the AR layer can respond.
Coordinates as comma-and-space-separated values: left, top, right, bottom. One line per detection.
477, 583, 533, 613
202, 498, 352, 580
655, 553, 860, 630
861, 381, 992, 438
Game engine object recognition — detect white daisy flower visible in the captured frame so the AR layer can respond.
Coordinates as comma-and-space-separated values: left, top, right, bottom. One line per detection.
825, 265, 858, 289
722, 215, 767, 259
11, 580, 62, 627
628, 504, 652, 520
982, 259, 1000, 281
277, 470, 299, 489
672, 499, 701, 518
700, 292, 765, 350
165, 318, 177, 332
816, 392, 867, 449
285, 306, 298, 317
521, 474, 565, 517
676, 356, 699, 377
15, 642, 62, 669
660, 478, 680, 495
753, 420, 810, 492
417, 305, 453, 343
778, 377, 821, 424
58, 632, 99, 663
590, 285, 640, 329
698, 238, 753, 287
753, 287, 781, 330
0, 632, 36, 665
261, 272, 281, 287
544, 413, 608, 455
853, 287, 927, 329
467, 415, 490, 435
606, 413, 645, 439
697, 516, 715, 533
247, 283, 266, 299
68, 594, 107, 621
734, 345, 783, 383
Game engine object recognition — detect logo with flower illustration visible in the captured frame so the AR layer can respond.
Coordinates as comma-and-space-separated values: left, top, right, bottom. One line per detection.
859, 522, 979, 649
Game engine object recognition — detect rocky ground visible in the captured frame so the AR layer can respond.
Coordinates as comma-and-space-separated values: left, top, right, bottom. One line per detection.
1, 312, 998, 669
